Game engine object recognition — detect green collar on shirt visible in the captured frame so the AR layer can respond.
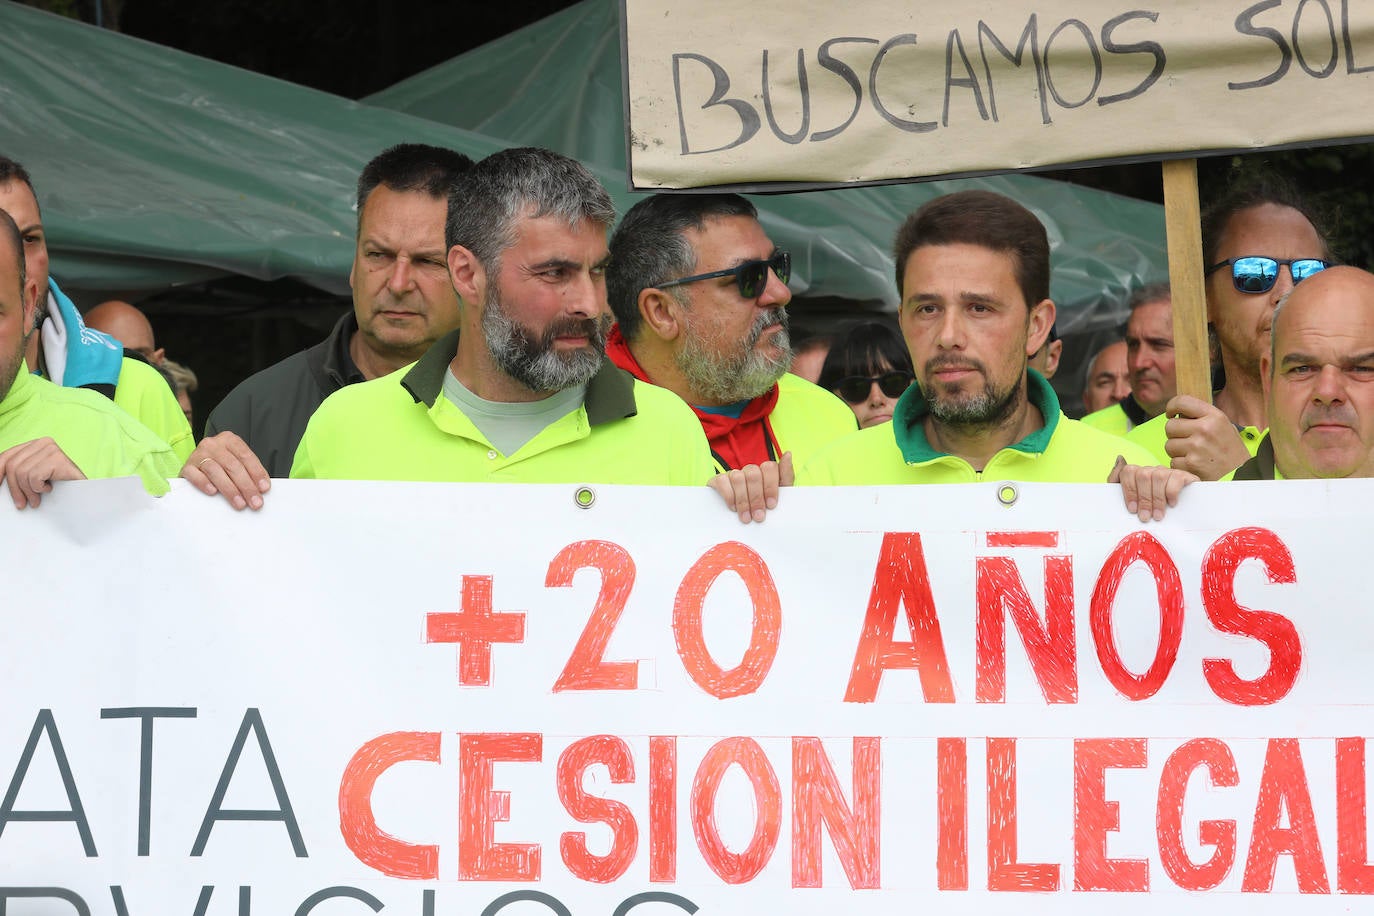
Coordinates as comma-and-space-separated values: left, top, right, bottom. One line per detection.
400, 329, 638, 427
892, 368, 1061, 464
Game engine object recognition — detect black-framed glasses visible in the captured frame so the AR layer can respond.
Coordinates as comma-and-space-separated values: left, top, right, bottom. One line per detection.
1205, 256, 1329, 294
657, 250, 791, 299
834, 370, 914, 404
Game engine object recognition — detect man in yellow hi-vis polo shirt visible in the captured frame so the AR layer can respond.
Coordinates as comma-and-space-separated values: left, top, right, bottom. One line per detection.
801, 191, 1186, 520
0, 210, 178, 507
291, 148, 713, 488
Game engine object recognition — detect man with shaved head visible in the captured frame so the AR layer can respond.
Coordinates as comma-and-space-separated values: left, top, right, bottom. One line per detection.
0, 209, 178, 506
1234, 266, 1374, 480
86, 300, 164, 366
1080, 339, 1130, 415
0, 155, 193, 462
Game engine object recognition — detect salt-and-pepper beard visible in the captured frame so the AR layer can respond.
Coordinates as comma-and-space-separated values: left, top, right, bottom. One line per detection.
675, 306, 792, 404
481, 280, 610, 393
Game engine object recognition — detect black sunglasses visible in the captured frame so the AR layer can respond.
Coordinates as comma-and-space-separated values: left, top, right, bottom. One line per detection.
657, 250, 791, 299
1205, 256, 1329, 294
834, 370, 914, 404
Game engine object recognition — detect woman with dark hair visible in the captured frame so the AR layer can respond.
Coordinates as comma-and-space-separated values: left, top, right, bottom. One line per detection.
818, 321, 914, 429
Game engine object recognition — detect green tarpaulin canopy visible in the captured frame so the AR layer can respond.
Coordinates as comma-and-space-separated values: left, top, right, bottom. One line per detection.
0, 0, 1167, 333
368, 0, 1170, 327
0, 0, 506, 299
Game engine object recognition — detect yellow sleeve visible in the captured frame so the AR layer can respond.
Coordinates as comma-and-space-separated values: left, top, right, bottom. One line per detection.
113, 358, 195, 464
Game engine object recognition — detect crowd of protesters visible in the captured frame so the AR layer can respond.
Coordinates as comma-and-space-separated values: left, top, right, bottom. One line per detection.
0, 143, 1368, 520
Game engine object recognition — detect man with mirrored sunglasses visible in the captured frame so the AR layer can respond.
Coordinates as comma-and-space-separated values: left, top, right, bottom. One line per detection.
1126, 172, 1332, 479
606, 193, 857, 522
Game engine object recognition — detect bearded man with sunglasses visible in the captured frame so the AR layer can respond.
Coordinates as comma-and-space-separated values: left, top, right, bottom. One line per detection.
802, 191, 1180, 517
1126, 174, 1331, 479
606, 193, 857, 520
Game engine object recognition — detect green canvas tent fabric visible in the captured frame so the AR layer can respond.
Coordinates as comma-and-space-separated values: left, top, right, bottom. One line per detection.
368, 0, 1169, 324
0, 0, 510, 299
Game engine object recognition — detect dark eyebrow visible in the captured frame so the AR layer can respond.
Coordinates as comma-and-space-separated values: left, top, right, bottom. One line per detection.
1347, 351, 1374, 367
719, 250, 777, 270
527, 258, 580, 273
1280, 352, 1318, 368
593, 253, 612, 271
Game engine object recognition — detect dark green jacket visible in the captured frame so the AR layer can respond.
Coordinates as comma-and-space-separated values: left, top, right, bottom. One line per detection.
1231, 435, 1277, 480
205, 311, 363, 477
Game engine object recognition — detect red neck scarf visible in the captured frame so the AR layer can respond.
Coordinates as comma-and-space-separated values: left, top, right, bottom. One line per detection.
606, 327, 781, 470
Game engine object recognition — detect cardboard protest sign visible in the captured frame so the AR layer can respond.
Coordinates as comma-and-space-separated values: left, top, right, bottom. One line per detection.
621, 0, 1374, 190
3, 477, 1373, 913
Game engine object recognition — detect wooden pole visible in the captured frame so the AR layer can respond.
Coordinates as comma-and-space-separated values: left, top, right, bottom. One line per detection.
1161, 158, 1212, 402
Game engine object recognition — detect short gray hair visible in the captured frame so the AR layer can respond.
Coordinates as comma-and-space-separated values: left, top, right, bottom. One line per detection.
445, 148, 615, 273
607, 193, 758, 341
1129, 282, 1171, 311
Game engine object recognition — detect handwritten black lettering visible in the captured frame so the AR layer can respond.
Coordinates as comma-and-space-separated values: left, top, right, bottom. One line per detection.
869, 34, 938, 133
1292, 0, 1338, 78
1343, 0, 1374, 73
762, 50, 810, 144
1098, 11, 1166, 106
977, 17, 1050, 125
944, 29, 991, 126
1044, 19, 1103, 109
812, 37, 878, 142
672, 53, 761, 155
1231, 0, 1292, 90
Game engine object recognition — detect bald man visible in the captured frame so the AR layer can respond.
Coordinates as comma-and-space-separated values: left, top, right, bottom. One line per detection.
1081, 340, 1130, 415
86, 300, 164, 366
1234, 266, 1374, 480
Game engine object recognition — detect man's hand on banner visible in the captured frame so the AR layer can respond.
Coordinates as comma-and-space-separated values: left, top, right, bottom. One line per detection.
1110, 455, 1198, 522
181, 431, 271, 511
709, 451, 794, 523
0, 437, 86, 509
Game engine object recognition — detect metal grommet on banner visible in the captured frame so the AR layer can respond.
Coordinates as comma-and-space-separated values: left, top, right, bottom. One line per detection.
573, 486, 596, 509
996, 481, 1019, 507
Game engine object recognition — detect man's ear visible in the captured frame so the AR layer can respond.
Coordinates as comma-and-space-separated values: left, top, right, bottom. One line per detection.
1025, 298, 1056, 357
447, 245, 483, 304
1261, 351, 1273, 402
21, 277, 39, 338
1044, 338, 1063, 377
639, 287, 685, 343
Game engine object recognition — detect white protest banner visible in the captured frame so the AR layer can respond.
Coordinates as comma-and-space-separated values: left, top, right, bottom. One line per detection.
621, 0, 1374, 190
3, 477, 1373, 914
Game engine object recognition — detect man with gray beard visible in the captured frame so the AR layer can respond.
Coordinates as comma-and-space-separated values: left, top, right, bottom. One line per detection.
606, 193, 856, 490
290, 148, 713, 486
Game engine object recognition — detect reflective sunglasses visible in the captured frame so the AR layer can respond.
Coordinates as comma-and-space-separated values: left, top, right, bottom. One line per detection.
834, 370, 914, 404
1205, 256, 1329, 294
657, 250, 791, 299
